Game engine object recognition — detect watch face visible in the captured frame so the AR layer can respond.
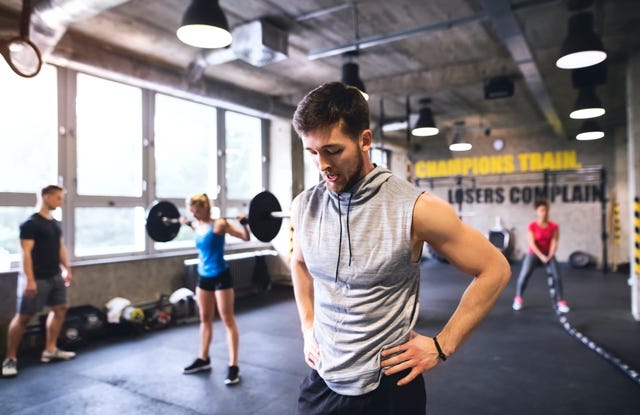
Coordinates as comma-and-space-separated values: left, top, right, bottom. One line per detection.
493, 139, 504, 151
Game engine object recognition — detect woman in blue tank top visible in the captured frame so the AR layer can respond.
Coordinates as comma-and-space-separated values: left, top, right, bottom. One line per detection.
181, 193, 250, 386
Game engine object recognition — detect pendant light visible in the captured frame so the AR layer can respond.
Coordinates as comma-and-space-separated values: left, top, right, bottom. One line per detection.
449, 121, 472, 151
411, 98, 438, 137
177, 0, 232, 49
556, 12, 606, 69
570, 86, 605, 119
576, 120, 604, 140
340, 3, 368, 100
341, 51, 368, 100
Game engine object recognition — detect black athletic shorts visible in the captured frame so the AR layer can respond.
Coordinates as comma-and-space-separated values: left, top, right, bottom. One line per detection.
297, 368, 426, 415
198, 268, 233, 291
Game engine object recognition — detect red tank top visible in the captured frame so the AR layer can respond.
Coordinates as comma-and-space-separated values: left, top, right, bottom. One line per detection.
527, 220, 558, 255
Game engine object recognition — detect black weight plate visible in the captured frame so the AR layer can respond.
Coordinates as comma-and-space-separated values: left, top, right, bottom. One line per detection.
249, 191, 282, 242
146, 200, 181, 242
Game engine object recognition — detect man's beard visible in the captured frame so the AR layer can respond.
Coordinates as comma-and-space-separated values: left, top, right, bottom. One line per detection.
334, 150, 364, 193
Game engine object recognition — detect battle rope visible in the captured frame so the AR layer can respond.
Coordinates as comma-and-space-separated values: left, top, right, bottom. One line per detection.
546, 272, 640, 386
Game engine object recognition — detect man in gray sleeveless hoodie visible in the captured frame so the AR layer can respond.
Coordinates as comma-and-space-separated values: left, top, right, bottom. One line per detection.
290, 82, 511, 415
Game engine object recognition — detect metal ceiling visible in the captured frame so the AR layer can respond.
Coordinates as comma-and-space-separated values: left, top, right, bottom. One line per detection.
1, 0, 639, 148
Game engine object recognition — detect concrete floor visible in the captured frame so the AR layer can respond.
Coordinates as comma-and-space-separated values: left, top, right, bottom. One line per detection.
1, 260, 639, 414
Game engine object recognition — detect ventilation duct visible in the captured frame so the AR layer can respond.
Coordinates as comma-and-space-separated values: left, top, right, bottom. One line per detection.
187, 19, 288, 83
232, 19, 288, 67
484, 76, 515, 100
29, 0, 131, 60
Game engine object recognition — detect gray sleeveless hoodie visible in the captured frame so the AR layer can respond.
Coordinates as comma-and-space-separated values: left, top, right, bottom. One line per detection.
296, 166, 424, 396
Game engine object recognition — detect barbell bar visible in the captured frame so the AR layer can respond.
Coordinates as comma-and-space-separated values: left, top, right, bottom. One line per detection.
145, 191, 289, 243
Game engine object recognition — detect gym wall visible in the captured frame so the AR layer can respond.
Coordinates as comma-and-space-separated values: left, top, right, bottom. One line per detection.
410, 120, 628, 266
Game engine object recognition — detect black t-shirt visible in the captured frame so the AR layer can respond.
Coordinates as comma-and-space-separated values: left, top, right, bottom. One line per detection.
19, 213, 62, 280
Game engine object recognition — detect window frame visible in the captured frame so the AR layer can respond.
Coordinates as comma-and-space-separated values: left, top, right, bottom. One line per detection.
0, 66, 270, 269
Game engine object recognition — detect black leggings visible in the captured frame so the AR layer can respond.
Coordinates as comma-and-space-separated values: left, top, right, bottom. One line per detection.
515, 253, 565, 301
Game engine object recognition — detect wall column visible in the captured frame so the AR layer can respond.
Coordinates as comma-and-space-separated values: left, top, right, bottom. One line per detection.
627, 52, 640, 320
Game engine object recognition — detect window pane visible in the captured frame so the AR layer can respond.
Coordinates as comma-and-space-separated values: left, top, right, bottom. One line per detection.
225, 112, 263, 199
224, 205, 250, 245
371, 148, 389, 168
0, 65, 58, 192
154, 94, 217, 198
75, 207, 145, 256
0, 207, 34, 271
304, 153, 320, 190
76, 74, 142, 196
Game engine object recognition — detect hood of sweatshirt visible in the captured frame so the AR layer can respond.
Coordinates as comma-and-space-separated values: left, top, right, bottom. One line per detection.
327, 166, 393, 281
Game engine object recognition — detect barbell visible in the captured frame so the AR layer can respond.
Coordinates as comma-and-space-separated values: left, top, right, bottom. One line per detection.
145, 191, 290, 243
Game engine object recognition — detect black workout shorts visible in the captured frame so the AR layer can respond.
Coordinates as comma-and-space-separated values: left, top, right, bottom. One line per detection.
297, 369, 426, 415
197, 268, 233, 291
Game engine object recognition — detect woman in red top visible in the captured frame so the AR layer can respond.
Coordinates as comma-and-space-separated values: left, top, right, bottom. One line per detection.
512, 199, 570, 313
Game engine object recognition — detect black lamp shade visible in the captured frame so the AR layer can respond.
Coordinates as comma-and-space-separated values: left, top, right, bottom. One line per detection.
412, 107, 439, 136
576, 119, 604, 140
572, 61, 607, 88
449, 121, 471, 151
449, 133, 472, 151
177, 0, 232, 48
342, 62, 366, 92
556, 12, 606, 69
570, 87, 605, 119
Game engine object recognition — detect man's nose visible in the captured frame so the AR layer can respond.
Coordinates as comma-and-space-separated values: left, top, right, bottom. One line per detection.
317, 153, 330, 171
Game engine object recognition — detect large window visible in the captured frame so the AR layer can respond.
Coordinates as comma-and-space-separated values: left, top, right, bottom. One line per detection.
73, 74, 144, 258
74, 207, 146, 256
0, 64, 58, 270
153, 93, 219, 250
0, 66, 268, 266
225, 111, 263, 200
76, 74, 143, 197
154, 94, 218, 199
0, 64, 58, 193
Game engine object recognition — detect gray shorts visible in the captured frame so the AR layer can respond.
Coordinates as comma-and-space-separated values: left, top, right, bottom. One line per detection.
16, 273, 68, 315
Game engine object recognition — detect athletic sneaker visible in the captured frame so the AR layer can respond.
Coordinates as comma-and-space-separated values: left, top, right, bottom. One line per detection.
41, 348, 76, 363
183, 357, 211, 374
2, 358, 17, 377
224, 365, 240, 385
557, 300, 570, 314
512, 296, 523, 311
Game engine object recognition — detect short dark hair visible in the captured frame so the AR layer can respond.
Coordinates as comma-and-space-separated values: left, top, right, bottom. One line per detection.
292, 82, 369, 141
41, 185, 63, 196
534, 198, 549, 209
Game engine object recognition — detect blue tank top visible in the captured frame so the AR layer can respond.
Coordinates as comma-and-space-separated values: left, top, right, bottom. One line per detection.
194, 224, 227, 277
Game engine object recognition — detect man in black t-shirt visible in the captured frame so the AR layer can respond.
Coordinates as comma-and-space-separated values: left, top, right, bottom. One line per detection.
2, 185, 76, 378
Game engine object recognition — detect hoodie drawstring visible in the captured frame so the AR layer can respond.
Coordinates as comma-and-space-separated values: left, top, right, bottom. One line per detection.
335, 194, 343, 282
346, 193, 353, 266
335, 193, 354, 282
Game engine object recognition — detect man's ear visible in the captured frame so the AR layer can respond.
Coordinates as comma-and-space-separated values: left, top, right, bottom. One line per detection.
360, 129, 373, 151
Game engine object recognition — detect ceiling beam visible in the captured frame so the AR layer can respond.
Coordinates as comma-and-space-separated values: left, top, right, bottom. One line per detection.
306, 0, 560, 61
365, 56, 517, 95
480, 0, 565, 138
308, 11, 488, 60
